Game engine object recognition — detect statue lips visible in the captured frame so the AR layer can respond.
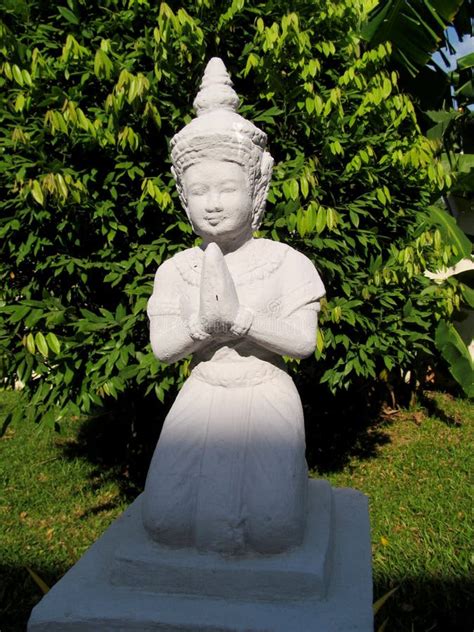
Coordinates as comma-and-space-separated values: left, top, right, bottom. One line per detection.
205, 214, 225, 226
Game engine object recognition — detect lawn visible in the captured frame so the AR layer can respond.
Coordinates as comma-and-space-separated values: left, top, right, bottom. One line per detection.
323, 391, 474, 632
0, 389, 129, 631
0, 388, 473, 631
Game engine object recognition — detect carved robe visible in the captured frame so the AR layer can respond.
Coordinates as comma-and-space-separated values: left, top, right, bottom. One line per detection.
142, 238, 325, 555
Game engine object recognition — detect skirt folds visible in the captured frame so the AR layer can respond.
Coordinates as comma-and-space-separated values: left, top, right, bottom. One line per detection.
142, 364, 307, 554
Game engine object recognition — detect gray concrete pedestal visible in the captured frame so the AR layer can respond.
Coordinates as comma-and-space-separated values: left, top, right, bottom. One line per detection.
28, 480, 373, 631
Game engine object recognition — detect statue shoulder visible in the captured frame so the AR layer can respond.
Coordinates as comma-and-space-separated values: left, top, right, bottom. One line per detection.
166, 247, 202, 286
148, 252, 191, 317
257, 238, 291, 256
282, 244, 318, 270
258, 240, 319, 274
280, 244, 326, 298
163, 247, 197, 268
234, 238, 290, 283
152, 248, 195, 286
253, 238, 292, 267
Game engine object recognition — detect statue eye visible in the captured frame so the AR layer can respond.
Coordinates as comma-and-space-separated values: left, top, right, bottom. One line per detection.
188, 185, 207, 195
220, 182, 238, 193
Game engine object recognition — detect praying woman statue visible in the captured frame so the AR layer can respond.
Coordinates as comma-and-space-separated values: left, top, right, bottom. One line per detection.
142, 58, 325, 556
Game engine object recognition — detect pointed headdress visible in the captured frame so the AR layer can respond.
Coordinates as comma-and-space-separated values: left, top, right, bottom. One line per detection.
171, 58, 273, 229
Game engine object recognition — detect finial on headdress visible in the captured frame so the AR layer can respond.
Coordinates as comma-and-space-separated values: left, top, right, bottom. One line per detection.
193, 57, 240, 117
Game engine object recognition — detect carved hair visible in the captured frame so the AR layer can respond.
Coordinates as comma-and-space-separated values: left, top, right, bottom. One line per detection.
170, 58, 274, 230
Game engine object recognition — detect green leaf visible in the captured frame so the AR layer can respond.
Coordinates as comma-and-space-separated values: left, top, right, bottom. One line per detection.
26, 333, 35, 354
376, 618, 389, 632
361, 0, 463, 76
360, 1, 392, 43
22, 69, 33, 87
289, 180, 299, 201
349, 209, 360, 227
58, 6, 79, 24
46, 332, 61, 355
428, 205, 472, 260
435, 320, 474, 397
436, 320, 471, 359
12, 65, 24, 86
14, 94, 26, 112
26, 568, 50, 595
456, 154, 474, 174
460, 282, 474, 308
300, 177, 309, 198
316, 328, 324, 355
455, 79, 474, 98
376, 188, 386, 204
31, 181, 44, 206
373, 585, 398, 615
425, 110, 459, 124
10, 305, 30, 323
457, 51, 474, 70
35, 332, 49, 357
315, 206, 326, 233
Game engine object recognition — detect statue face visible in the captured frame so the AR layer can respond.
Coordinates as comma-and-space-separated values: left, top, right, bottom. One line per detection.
182, 160, 253, 241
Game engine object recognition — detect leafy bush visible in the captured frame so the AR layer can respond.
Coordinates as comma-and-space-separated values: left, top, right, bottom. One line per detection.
435, 319, 474, 398
0, 0, 464, 431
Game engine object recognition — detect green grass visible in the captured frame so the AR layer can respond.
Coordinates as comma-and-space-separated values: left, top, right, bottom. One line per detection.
322, 392, 474, 632
0, 390, 129, 631
1, 389, 473, 631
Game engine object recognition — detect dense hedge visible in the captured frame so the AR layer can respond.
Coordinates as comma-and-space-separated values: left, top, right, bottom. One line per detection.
0, 0, 463, 429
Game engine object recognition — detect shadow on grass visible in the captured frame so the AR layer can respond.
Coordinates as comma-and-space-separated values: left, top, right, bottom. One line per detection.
0, 390, 23, 436
77, 501, 122, 519
418, 390, 464, 427
58, 393, 168, 501
297, 373, 392, 473
374, 575, 474, 632
0, 562, 68, 632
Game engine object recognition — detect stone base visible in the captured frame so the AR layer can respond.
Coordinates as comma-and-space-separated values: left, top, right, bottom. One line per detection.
28, 480, 373, 632
111, 479, 334, 601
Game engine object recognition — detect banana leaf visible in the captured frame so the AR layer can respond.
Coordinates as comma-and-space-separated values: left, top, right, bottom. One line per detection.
361, 0, 465, 77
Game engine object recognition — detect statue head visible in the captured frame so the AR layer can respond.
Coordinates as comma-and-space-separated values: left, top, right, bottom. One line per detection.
170, 58, 274, 236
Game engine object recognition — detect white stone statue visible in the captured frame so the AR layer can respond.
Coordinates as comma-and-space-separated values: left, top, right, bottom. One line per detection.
28, 56, 373, 632
142, 57, 325, 556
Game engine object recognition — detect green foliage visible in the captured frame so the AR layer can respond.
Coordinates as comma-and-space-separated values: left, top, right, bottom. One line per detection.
428, 204, 472, 259
435, 320, 473, 398
426, 49, 474, 204
0, 0, 463, 429
361, 0, 464, 78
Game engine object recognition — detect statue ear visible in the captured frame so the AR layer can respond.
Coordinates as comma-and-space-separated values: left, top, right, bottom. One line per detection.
251, 151, 274, 231
171, 165, 189, 218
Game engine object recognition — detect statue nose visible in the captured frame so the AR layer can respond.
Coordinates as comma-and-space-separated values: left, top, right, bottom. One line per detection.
207, 192, 223, 212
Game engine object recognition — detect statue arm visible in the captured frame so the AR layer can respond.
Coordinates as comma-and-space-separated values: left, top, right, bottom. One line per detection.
148, 259, 211, 364
237, 307, 318, 359
232, 248, 325, 359
149, 314, 210, 364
